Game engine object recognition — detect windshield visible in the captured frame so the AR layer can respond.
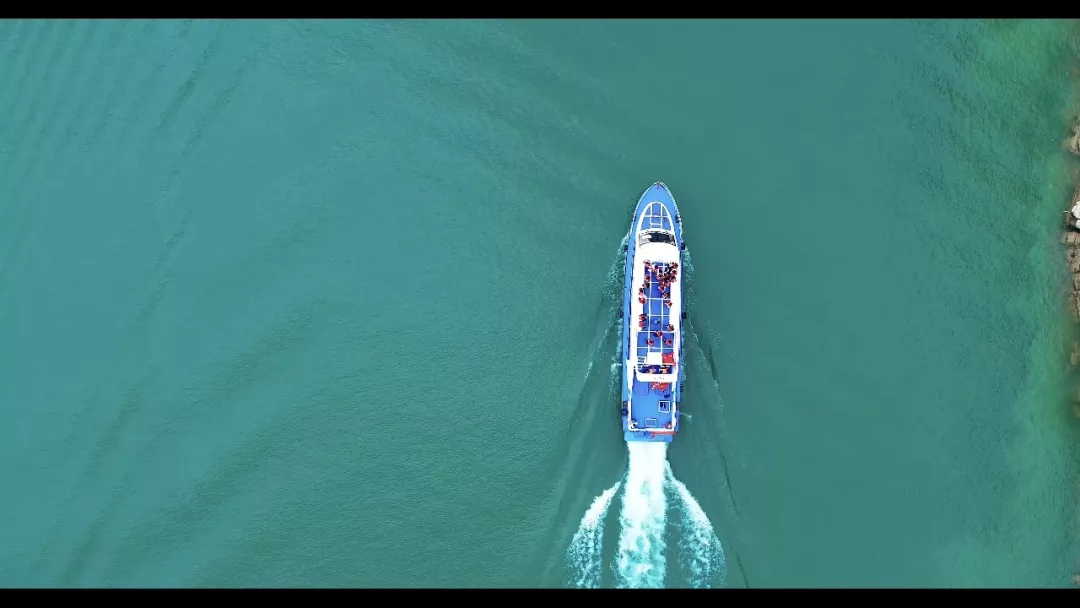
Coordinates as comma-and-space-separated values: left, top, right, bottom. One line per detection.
646, 231, 674, 244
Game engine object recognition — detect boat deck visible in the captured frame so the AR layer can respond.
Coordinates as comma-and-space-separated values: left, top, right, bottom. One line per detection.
635, 262, 678, 367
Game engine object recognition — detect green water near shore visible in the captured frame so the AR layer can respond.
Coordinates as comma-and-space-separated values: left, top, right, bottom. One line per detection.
0, 18, 1078, 587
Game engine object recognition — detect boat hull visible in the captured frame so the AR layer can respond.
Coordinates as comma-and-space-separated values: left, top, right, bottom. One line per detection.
620, 182, 685, 444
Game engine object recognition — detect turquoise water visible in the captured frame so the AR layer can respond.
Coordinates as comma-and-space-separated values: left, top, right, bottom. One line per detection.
1, 18, 1079, 588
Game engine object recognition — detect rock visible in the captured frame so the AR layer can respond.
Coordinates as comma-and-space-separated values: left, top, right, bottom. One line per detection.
1068, 247, 1080, 273
1070, 118, 1080, 157
1074, 572, 1080, 586
1071, 342, 1080, 366
1074, 402, 1080, 419
1071, 272, 1080, 293
1063, 232, 1080, 246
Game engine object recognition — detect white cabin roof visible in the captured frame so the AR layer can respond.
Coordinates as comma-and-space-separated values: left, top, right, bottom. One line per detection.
637, 240, 678, 263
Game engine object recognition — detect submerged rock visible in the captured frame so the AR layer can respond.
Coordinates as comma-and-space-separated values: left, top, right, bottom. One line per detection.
1068, 247, 1080, 273
1070, 117, 1080, 157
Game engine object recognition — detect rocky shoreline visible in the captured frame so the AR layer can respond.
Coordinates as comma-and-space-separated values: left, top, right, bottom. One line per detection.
1062, 118, 1080, 421
1061, 115, 1080, 589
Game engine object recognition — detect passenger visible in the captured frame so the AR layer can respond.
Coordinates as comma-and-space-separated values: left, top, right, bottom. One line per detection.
664, 299, 672, 307
638, 296, 645, 304
647, 338, 654, 346
664, 339, 672, 346
666, 324, 674, 331
654, 330, 662, 338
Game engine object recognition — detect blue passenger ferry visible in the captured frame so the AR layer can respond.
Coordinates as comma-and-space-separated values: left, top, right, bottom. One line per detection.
620, 182, 685, 443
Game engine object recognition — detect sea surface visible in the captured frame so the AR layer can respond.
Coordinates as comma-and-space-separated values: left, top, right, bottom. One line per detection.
1, 18, 1079, 588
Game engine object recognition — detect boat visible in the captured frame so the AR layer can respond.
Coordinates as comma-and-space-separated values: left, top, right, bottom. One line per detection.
619, 181, 685, 443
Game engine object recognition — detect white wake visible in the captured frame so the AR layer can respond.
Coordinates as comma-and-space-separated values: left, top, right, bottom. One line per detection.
667, 464, 727, 588
565, 482, 621, 588
614, 442, 670, 587
565, 442, 728, 588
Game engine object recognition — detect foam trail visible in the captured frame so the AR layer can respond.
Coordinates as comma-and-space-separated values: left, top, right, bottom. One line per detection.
607, 231, 630, 288
584, 321, 614, 382
682, 247, 696, 301
614, 442, 669, 588
667, 466, 727, 588
566, 482, 621, 588
583, 231, 630, 381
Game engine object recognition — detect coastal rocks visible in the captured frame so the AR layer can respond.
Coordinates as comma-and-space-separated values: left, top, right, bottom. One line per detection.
1064, 116, 1080, 423
1067, 264, 1080, 322
1069, 117, 1080, 157
1069, 247, 1080, 273
1062, 231, 1080, 246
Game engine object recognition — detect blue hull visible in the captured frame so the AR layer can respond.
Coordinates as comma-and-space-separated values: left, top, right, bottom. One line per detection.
620, 182, 684, 444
